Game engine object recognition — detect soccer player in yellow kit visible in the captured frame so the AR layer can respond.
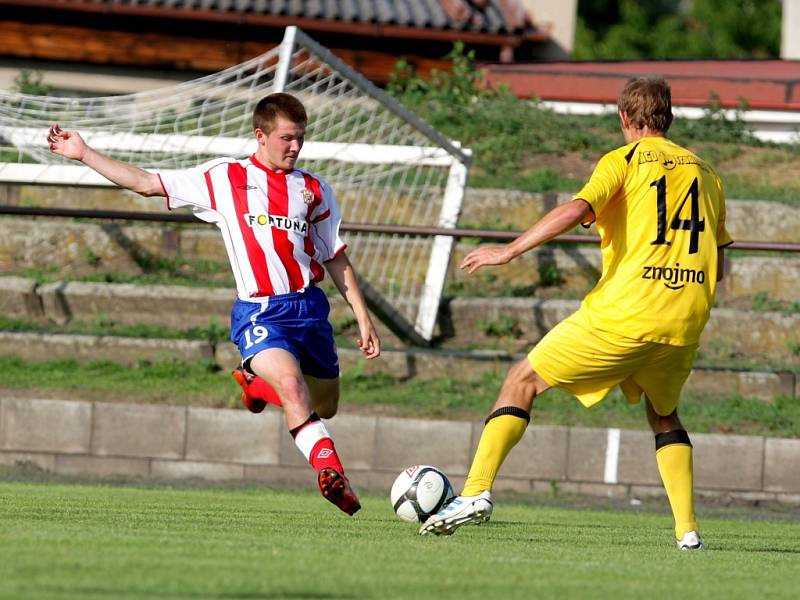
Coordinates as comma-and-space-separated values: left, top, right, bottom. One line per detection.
420, 76, 733, 550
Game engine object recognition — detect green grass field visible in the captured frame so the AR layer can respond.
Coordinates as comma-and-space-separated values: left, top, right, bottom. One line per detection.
0, 481, 797, 600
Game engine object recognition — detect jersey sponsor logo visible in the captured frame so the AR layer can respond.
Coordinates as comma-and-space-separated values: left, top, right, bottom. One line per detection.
661, 154, 676, 170
245, 213, 308, 234
642, 263, 706, 290
638, 150, 705, 171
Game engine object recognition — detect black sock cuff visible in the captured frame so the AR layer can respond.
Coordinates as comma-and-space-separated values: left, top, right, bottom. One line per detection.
289, 411, 321, 438
655, 429, 692, 450
485, 406, 530, 425
242, 357, 255, 377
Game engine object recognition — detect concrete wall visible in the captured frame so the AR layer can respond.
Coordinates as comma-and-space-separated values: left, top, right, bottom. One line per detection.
1, 397, 797, 504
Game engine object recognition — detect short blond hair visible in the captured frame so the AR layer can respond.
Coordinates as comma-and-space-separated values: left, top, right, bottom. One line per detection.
252, 93, 307, 133
618, 76, 673, 133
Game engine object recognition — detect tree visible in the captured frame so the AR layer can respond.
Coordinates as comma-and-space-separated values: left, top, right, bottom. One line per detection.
574, 0, 780, 60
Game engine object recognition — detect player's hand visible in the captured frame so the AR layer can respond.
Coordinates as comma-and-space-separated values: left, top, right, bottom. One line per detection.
459, 246, 511, 274
47, 124, 87, 161
356, 320, 380, 360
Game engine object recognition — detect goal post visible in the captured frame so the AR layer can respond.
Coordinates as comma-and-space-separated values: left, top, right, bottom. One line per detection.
0, 26, 472, 344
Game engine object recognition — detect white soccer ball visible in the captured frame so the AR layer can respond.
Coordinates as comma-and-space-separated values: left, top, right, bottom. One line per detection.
390, 465, 454, 523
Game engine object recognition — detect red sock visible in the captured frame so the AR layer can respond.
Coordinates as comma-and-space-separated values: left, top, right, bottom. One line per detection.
291, 414, 345, 474
250, 377, 282, 407
308, 438, 345, 474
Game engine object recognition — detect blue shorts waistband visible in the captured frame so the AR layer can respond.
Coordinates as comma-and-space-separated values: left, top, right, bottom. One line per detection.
239, 286, 320, 306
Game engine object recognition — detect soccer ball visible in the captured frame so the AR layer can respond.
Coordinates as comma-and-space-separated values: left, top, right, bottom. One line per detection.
390, 465, 454, 523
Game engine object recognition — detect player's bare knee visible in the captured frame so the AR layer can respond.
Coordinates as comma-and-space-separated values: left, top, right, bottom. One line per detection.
276, 373, 307, 406
644, 395, 683, 433
504, 360, 529, 386
506, 359, 547, 392
500, 376, 533, 402
646, 402, 683, 433
661, 412, 683, 432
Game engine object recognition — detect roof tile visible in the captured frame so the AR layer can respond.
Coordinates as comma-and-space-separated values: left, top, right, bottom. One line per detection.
27, 0, 533, 34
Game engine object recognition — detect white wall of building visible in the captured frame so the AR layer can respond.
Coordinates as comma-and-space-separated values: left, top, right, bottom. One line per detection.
522, 0, 578, 59
0, 59, 196, 95
782, 0, 800, 59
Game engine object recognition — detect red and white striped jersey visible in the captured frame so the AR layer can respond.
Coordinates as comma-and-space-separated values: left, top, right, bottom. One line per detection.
158, 155, 346, 300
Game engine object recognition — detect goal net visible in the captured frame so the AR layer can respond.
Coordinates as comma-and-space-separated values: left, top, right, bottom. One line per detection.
0, 26, 471, 344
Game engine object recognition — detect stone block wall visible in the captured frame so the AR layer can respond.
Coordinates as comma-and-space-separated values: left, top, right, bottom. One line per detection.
1, 398, 798, 505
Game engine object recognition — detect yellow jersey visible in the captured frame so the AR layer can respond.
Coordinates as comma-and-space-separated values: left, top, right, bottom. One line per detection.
574, 136, 733, 346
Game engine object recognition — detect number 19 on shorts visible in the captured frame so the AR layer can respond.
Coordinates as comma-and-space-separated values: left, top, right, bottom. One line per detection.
244, 325, 269, 350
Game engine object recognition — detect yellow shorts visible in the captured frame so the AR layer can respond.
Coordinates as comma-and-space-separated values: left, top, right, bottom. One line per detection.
528, 310, 697, 416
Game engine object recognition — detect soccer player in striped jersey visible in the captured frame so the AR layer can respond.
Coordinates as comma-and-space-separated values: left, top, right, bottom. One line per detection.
420, 76, 732, 549
47, 93, 380, 516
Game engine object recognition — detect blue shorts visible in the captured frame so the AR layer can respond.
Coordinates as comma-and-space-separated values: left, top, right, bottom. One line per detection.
230, 286, 339, 380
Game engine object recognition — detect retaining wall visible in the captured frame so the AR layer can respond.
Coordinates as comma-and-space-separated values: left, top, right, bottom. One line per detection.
1, 397, 798, 505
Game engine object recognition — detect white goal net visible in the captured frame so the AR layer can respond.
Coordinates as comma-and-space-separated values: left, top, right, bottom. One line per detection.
0, 26, 471, 344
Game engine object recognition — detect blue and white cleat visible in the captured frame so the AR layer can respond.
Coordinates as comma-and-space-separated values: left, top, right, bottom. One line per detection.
419, 491, 493, 536
677, 530, 705, 550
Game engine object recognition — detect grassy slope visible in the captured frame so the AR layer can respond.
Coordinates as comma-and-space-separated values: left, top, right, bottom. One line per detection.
389, 63, 800, 205
0, 481, 797, 600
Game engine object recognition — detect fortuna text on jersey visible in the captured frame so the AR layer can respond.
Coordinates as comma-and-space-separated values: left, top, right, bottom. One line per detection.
245, 213, 309, 235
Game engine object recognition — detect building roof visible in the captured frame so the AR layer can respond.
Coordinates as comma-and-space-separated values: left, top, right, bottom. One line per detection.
484, 60, 800, 111
0, 0, 550, 83
0, 0, 545, 39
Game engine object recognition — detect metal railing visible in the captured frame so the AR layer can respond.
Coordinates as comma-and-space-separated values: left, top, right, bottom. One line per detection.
0, 204, 797, 253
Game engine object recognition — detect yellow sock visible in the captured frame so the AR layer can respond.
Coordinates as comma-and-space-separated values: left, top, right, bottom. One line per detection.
461, 409, 529, 496
655, 431, 698, 539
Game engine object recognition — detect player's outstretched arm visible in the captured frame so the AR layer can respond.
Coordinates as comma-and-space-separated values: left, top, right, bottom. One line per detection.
47, 124, 164, 197
325, 252, 380, 359
460, 199, 592, 274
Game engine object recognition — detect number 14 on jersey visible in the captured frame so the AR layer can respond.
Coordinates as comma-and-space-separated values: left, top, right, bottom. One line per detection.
649, 175, 705, 254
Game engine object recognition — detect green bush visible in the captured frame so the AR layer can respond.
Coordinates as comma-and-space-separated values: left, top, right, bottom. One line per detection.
574, 0, 780, 61
478, 314, 521, 338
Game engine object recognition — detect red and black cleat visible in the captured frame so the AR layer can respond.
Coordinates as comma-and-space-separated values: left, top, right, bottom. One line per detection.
232, 367, 267, 414
318, 467, 361, 516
